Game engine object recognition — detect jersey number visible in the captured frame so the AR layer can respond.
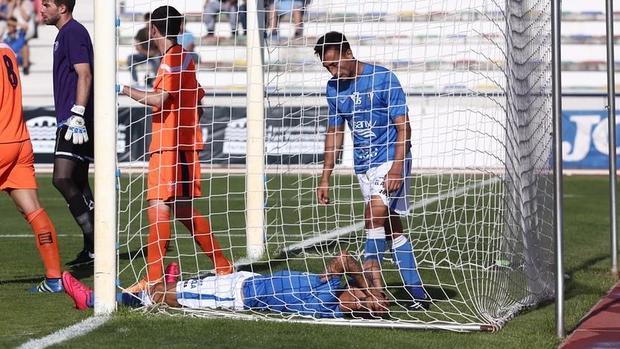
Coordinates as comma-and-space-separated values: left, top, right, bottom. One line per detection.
3, 55, 18, 89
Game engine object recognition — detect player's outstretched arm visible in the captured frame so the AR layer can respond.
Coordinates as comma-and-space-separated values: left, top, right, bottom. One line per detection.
120, 85, 171, 109
317, 124, 345, 205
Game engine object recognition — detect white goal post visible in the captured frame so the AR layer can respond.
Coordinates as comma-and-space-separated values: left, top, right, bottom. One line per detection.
91, 0, 565, 332
93, 0, 118, 315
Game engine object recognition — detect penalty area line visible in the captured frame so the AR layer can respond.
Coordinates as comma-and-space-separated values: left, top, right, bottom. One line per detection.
17, 315, 110, 349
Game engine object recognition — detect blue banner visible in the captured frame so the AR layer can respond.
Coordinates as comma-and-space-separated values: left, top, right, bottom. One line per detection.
563, 110, 620, 169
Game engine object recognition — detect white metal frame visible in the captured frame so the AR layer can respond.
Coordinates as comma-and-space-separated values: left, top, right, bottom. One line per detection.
93, 0, 118, 314
245, 0, 266, 261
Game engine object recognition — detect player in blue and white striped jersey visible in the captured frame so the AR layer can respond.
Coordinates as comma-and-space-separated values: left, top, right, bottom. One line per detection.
315, 32, 429, 310
62, 252, 389, 318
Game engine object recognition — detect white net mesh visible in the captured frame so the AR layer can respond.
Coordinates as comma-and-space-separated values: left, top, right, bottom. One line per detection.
115, 0, 554, 330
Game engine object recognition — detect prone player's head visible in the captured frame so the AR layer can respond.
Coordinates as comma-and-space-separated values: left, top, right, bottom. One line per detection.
314, 31, 356, 80
150, 6, 182, 42
41, 0, 75, 26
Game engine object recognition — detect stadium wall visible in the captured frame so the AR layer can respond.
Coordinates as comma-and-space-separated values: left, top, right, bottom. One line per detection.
26, 95, 617, 170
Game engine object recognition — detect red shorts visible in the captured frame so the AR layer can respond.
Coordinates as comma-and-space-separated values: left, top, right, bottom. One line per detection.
147, 150, 202, 201
0, 140, 37, 191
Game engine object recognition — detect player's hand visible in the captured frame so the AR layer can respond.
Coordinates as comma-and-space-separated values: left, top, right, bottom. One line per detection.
367, 289, 390, 315
316, 179, 330, 205
64, 105, 89, 144
384, 165, 403, 193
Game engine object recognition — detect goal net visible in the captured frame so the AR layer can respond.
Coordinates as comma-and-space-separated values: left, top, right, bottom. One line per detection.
114, 0, 554, 331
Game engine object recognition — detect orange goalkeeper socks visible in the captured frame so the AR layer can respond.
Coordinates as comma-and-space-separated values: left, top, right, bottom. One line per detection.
146, 205, 172, 283
177, 207, 232, 274
26, 208, 62, 279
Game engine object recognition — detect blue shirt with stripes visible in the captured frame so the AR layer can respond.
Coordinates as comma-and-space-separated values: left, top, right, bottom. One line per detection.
243, 271, 344, 318
326, 63, 410, 174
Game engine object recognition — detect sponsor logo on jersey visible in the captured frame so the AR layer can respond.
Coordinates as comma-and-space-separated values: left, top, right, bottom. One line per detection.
353, 120, 376, 139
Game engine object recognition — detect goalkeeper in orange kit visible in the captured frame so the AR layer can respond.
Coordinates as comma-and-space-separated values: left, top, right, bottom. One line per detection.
120, 5, 233, 292
0, 43, 64, 292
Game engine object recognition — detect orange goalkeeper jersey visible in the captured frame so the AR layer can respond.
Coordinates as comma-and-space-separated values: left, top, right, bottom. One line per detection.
0, 43, 29, 144
150, 45, 205, 153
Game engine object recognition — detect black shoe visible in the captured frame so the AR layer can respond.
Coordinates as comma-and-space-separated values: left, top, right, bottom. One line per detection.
65, 249, 94, 267
22, 66, 29, 75
405, 288, 432, 311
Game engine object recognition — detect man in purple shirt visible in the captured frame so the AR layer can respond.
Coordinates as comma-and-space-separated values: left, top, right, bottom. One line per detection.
41, 0, 95, 266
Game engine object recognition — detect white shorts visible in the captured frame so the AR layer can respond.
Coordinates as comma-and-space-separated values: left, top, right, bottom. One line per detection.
175, 271, 258, 310
356, 159, 411, 215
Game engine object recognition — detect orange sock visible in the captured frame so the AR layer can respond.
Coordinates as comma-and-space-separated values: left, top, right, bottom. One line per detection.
146, 205, 171, 283
177, 207, 231, 273
26, 208, 61, 279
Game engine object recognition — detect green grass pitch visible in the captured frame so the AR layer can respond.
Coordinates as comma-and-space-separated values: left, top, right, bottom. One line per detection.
0, 174, 616, 348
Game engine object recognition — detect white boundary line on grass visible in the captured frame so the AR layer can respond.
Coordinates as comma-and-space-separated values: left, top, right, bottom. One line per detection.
283, 176, 500, 253
17, 315, 110, 349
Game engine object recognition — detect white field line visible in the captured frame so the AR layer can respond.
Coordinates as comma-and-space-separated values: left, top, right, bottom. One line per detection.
17, 315, 110, 349
283, 177, 500, 253
2, 178, 497, 240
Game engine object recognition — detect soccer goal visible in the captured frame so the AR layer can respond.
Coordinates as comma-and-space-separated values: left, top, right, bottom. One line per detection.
95, 0, 559, 331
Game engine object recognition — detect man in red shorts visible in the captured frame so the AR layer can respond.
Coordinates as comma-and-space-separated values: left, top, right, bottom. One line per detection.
0, 43, 63, 292
120, 6, 233, 292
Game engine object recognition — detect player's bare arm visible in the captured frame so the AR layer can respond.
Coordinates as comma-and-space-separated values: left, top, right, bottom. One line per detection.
74, 63, 92, 106
63, 63, 93, 144
148, 281, 180, 307
317, 124, 345, 205
122, 85, 170, 109
324, 252, 389, 315
321, 252, 365, 284
384, 114, 411, 192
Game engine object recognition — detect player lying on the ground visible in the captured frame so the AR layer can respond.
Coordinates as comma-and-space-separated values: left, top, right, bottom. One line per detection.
0, 43, 64, 292
63, 252, 397, 318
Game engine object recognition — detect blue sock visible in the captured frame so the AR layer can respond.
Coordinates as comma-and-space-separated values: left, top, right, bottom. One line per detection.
364, 227, 386, 261
393, 236, 425, 299
116, 292, 143, 307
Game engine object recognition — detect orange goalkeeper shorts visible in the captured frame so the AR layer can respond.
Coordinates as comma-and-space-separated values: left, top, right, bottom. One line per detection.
0, 140, 37, 191
147, 150, 202, 201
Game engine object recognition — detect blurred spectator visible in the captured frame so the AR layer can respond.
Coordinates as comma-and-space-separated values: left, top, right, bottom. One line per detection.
9, 0, 34, 74
32, 0, 40, 35
127, 12, 160, 87
0, 0, 10, 39
203, 0, 246, 38
268, 0, 309, 39
178, 21, 200, 66
3, 16, 27, 66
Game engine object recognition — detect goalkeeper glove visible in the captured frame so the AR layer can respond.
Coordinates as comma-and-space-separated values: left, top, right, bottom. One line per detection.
64, 105, 89, 145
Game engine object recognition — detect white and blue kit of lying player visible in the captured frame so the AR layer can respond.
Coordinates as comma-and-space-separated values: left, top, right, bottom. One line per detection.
143, 271, 344, 318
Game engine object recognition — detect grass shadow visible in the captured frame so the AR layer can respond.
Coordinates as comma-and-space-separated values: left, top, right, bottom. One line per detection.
0, 276, 44, 285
